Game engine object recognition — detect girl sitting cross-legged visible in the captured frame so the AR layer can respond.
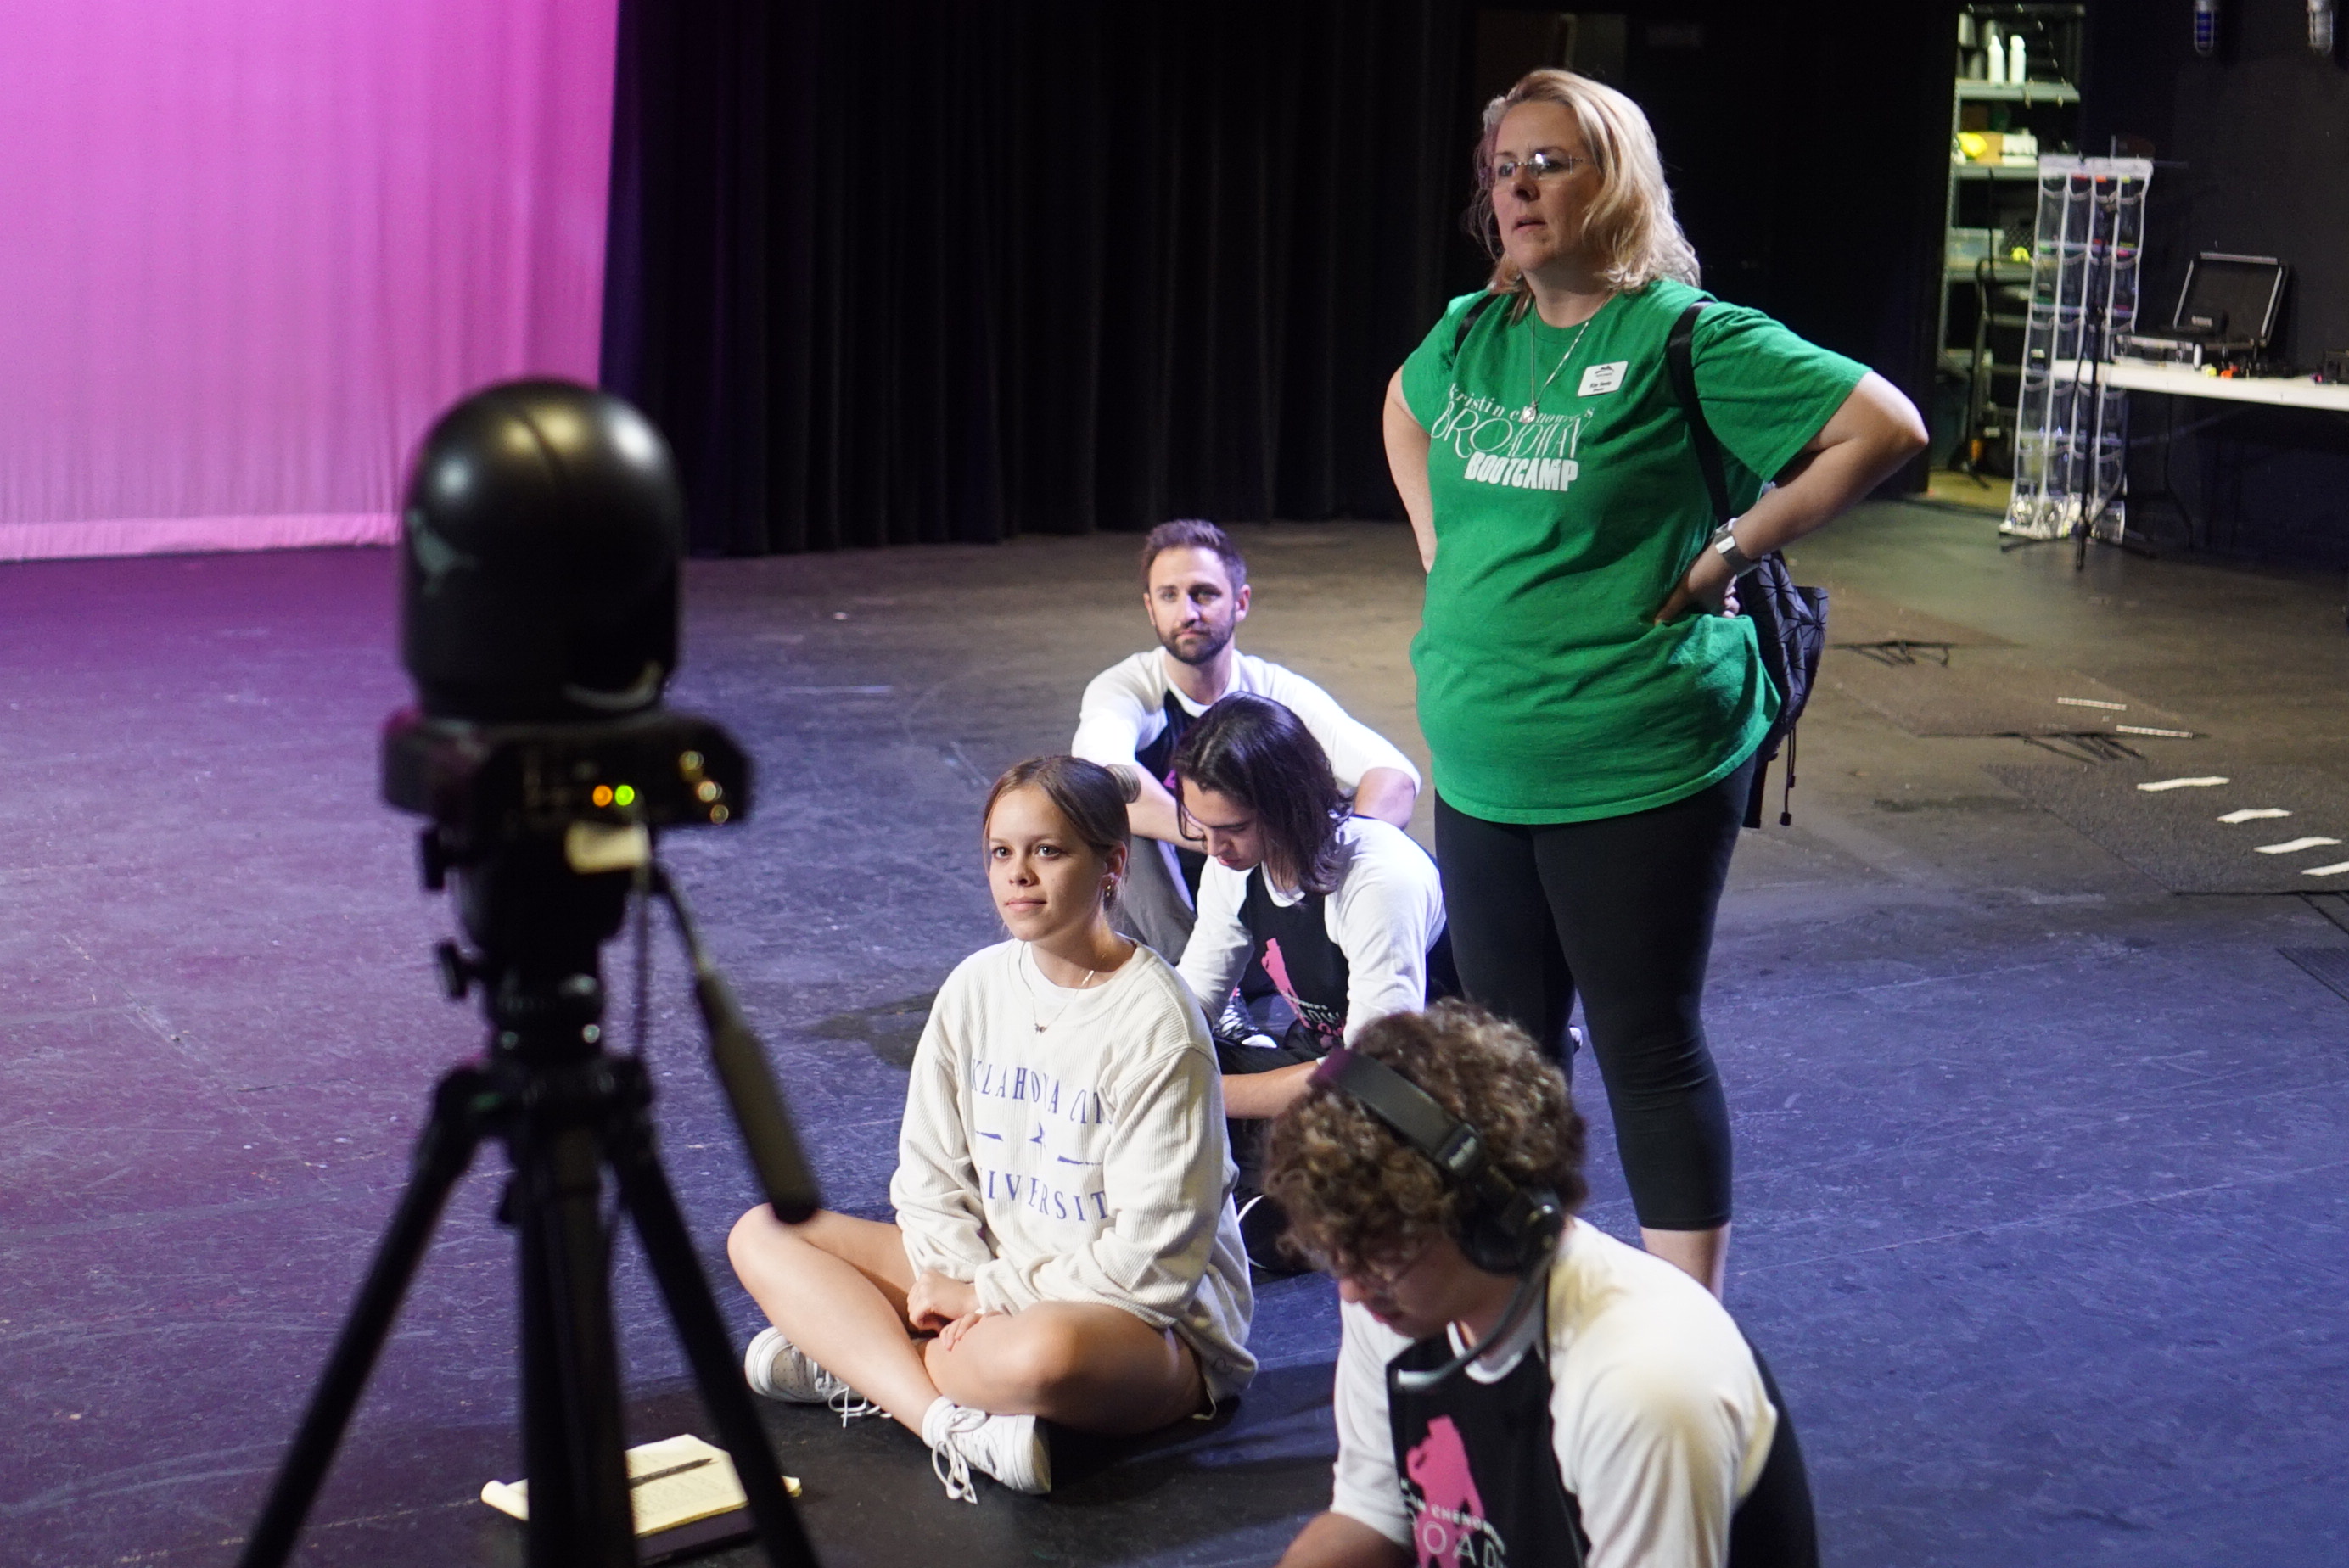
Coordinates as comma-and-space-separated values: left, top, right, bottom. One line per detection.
727, 754, 1256, 1503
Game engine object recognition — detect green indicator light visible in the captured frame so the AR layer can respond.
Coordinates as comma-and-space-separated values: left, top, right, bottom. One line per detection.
614, 784, 637, 807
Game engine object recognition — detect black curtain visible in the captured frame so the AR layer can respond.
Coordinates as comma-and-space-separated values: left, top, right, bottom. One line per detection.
603, 0, 1472, 555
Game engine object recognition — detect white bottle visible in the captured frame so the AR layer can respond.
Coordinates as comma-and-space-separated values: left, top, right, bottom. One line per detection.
2010, 32, 2027, 84
1985, 21, 2007, 82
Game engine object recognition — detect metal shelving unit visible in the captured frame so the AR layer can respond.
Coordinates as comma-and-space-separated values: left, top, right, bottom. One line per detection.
1939, 5, 2088, 477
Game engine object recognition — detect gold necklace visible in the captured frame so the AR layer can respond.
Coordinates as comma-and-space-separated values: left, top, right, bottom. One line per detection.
1022, 944, 1101, 1033
1522, 315, 1595, 423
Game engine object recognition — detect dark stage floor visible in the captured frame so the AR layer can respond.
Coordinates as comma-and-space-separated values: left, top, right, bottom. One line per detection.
3, 507, 2346, 1566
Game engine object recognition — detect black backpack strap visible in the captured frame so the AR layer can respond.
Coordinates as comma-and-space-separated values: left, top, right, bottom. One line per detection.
1452, 290, 1505, 361
1666, 301, 1732, 528
1667, 299, 1773, 831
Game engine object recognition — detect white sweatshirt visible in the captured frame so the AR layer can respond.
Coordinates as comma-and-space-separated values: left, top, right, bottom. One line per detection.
1072, 648, 1421, 792
1329, 1221, 1778, 1568
1176, 816, 1445, 1043
889, 940, 1258, 1401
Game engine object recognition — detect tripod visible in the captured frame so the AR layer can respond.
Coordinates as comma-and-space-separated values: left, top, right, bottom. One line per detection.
1999, 344, 2156, 569
238, 842, 819, 1568
2065, 349, 2154, 570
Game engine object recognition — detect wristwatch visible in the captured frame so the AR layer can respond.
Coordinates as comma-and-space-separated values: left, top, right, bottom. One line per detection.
1709, 520, 1762, 579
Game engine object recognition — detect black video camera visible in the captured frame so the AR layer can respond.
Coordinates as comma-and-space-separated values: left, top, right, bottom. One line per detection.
380, 380, 748, 888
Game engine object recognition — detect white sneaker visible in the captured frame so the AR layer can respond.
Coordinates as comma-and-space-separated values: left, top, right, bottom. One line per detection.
921, 1398, 1051, 1502
743, 1327, 876, 1425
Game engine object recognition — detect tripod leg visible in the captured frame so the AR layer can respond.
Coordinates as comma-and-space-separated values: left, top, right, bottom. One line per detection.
606, 1062, 821, 1568
238, 1068, 491, 1568
513, 1115, 639, 1568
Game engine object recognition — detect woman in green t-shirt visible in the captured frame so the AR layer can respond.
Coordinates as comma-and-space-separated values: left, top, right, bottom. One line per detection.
1382, 69, 1926, 1294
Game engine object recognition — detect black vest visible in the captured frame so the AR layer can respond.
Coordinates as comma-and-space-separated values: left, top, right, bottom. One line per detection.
1388, 1308, 1586, 1568
1135, 689, 1207, 896
1235, 838, 1459, 1053
1386, 1310, 1818, 1568
1239, 870, 1349, 1050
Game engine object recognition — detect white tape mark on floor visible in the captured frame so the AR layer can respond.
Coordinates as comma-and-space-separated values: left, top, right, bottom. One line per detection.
2057, 697, 2128, 710
2218, 808, 2292, 824
2301, 861, 2349, 878
2137, 776, 2230, 792
2116, 725, 2196, 738
2255, 837, 2344, 855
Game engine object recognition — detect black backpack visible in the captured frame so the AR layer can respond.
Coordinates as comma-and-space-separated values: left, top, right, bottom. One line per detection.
1449, 294, 1827, 826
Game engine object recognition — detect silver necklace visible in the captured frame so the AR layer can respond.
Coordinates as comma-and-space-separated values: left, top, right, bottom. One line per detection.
1522, 315, 1595, 423
1021, 944, 1101, 1033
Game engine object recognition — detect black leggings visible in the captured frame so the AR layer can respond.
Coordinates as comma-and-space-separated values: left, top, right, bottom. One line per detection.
1433, 759, 1752, 1231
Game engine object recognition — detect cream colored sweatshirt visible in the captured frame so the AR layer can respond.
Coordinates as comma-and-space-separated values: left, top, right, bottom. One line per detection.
889, 939, 1258, 1401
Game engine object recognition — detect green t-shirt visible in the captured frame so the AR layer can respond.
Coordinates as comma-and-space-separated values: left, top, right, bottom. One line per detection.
1402, 278, 1865, 824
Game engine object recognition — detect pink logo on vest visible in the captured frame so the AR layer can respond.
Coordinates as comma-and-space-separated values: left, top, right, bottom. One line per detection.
1403, 1415, 1500, 1568
1261, 938, 1303, 1016
1261, 936, 1344, 1045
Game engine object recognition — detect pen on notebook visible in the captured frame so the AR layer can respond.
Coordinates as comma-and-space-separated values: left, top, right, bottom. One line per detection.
629, 1456, 717, 1488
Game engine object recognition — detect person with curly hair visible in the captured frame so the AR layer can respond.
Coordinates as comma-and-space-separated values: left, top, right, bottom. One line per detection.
1383, 68, 1927, 1293
1264, 1004, 1814, 1568
727, 756, 1254, 1504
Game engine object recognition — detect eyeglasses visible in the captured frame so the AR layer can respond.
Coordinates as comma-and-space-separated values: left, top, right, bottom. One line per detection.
1347, 1236, 1438, 1293
1488, 151, 1589, 186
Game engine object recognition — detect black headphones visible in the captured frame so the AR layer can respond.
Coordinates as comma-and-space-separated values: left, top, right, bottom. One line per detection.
1310, 1046, 1566, 1279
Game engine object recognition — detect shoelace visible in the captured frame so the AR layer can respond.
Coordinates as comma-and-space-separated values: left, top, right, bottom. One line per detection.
827, 1384, 879, 1428
751, 1332, 877, 1427
928, 1404, 989, 1504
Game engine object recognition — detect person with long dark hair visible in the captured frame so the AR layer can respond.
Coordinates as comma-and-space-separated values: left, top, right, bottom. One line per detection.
1382, 70, 1927, 1293
1170, 694, 1449, 1121
728, 756, 1254, 1503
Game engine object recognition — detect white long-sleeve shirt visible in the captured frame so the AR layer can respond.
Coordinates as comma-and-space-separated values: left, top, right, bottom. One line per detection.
1175, 817, 1444, 1043
1329, 1221, 1778, 1568
889, 940, 1257, 1401
1072, 648, 1421, 792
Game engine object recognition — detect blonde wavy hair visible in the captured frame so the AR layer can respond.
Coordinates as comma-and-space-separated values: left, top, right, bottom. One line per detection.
1466, 68, 1701, 304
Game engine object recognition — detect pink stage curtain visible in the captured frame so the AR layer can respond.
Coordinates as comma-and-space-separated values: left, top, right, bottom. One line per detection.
0, 1, 618, 561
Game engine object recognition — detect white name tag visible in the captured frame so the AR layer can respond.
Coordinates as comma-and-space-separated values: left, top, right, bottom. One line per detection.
1578, 361, 1629, 396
